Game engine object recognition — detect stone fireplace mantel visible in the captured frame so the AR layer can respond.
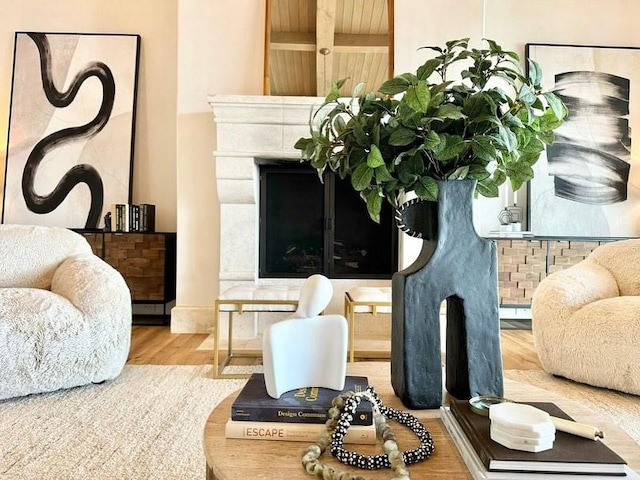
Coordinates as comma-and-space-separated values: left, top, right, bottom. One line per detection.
207, 95, 393, 328
207, 95, 323, 287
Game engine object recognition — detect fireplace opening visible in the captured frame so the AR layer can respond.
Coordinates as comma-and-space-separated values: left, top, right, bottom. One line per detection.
259, 162, 398, 279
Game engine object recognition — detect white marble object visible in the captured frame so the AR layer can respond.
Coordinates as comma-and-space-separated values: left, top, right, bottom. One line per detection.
262, 274, 348, 398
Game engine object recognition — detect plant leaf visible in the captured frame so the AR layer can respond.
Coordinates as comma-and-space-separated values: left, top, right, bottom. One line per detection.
363, 188, 383, 223
544, 92, 567, 120
374, 163, 394, 182
527, 58, 543, 86
436, 104, 465, 120
414, 175, 439, 201
417, 58, 440, 81
389, 127, 417, 146
448, 166, 469, 179
351, 163, 374, 191
492, 168, 506, 186
497, 125, 517, 153
471, 136, 497, 163
423, 130, 441, 150
403, 83, 431, 112
367, 144, 385, 168
468, 164, 491, 181
433, 134, 468, 162
379, 76, 411, 95
397, 154, 424, 183
352, 81, 365, 98
476, 178, 500, 197
325, 79, 347, 102
353, 122, 369, 146
518, 84, 537, 105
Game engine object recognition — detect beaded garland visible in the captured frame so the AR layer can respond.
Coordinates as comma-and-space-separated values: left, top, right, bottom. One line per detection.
301, 386, 435, 480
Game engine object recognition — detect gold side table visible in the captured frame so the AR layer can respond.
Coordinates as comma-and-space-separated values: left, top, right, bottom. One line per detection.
344, 287, 392, 362
213, 284, 300, 378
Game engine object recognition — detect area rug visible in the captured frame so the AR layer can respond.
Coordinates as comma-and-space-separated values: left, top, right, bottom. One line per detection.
0, 365, 258, 480
504, 369, 640, 444
1, 366, 638, 479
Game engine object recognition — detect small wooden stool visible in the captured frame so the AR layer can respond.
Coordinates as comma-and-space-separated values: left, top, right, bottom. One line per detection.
213, 284, 300, 378
344, 286, 392, 362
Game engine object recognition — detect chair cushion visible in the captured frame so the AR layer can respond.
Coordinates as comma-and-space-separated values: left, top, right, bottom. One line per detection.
347, 286, 392, 313
536, 296, 640, 395
589, 239, 640, 296
0, 225, 91, 289
217, 285, 300, 312
0, 288, 87, 399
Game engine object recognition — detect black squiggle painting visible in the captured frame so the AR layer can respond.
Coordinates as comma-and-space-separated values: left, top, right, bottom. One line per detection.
2, 32, 140, 229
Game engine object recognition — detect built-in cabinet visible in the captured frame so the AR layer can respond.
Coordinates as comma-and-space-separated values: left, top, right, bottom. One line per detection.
494, 237, 622, 307
78, 231, 176, 324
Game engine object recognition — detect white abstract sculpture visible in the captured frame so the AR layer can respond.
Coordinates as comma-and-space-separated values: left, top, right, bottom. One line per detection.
262, 274, 348, 398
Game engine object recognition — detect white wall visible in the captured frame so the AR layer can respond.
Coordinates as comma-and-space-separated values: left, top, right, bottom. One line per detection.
172, 0, 265, 331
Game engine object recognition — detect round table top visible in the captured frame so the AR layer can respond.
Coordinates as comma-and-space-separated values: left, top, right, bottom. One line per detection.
203, 363, 640, 479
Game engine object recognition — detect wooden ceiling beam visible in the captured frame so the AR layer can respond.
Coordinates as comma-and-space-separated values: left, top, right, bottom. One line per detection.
271, 32, 388, 53
316, 0, 336, 96
334, 33, 389, 53
270, 32, 316, 51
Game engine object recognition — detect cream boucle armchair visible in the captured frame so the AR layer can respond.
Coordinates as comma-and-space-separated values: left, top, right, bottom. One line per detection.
531, 238, 640, 395
0, 224, 132, 400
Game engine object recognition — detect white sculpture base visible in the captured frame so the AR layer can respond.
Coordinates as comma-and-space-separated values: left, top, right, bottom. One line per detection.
262, 314, 348, 398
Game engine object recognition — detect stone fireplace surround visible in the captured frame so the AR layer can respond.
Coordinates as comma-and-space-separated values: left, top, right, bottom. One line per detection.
207, 95, 393, 340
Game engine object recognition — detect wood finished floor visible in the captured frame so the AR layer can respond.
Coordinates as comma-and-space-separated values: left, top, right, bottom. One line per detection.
127, 326, 542, 371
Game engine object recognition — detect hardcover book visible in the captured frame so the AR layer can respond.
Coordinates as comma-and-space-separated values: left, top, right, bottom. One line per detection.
441, 406, 639, 480
225, 418, 376, 444
447, 398, 627, 476
140, 204, 156, 232
231, 373, 373, 425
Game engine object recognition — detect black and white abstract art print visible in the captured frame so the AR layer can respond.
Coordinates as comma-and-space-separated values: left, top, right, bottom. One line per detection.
527, 43, 640, 237
2, 32, 140, 229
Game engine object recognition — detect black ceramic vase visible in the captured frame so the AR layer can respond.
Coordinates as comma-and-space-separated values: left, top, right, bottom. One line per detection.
391, 179, 504, 409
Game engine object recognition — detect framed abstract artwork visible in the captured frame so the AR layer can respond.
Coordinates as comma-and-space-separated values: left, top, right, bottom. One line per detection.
2, 32, 140, 229
526, 43, 640, 237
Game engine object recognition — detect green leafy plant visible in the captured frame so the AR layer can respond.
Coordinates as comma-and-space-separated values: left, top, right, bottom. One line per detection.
294, 38, 567, 222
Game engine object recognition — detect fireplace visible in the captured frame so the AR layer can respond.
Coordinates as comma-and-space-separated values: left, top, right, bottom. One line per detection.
259, 161, 398, 278
208, 95, 396, 325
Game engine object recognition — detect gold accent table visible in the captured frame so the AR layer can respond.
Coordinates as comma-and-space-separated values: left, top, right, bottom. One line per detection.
204, 362, 640, 479
213, 284, 300, 378
344, 287, 392, 362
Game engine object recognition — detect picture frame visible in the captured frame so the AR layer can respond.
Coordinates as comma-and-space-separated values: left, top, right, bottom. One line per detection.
526, 43, 640, 237
2, 32, 141, 229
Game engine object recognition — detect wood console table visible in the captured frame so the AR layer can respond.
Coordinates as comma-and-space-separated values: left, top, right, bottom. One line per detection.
203, 363, 640, 479
491, 236, 625, 307
79, 230, 176, 325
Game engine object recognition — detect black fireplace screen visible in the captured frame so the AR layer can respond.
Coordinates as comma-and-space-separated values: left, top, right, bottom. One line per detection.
259, 162, 398, 279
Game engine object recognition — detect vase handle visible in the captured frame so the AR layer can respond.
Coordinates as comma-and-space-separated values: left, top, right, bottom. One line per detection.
395, 198, 437, 239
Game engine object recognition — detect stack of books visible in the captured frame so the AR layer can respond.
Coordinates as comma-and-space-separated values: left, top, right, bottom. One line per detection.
225, 373, 377, 444
108, 203, 155, 232
441, 398, 638, 479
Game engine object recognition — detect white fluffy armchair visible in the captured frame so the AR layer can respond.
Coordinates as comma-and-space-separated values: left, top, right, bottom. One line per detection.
531, 239, 640, 395
0, 224, 132, 400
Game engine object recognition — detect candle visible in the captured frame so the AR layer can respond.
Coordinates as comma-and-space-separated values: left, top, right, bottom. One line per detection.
502, 183, 509, 210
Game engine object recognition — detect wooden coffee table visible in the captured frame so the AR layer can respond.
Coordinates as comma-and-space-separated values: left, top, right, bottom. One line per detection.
203, 363, 640, 479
